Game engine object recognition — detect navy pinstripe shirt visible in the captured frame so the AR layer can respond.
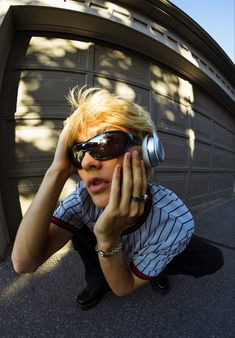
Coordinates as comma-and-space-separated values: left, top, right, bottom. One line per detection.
52, 181, 194, 280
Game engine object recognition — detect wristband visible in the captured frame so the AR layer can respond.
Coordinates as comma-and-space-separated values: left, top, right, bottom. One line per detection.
95, 242, 123, 257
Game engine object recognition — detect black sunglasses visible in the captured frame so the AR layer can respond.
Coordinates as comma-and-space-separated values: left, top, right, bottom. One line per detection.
70, 130, 141, 169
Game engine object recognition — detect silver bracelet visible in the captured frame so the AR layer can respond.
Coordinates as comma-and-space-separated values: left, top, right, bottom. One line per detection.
95, 242, 123, 257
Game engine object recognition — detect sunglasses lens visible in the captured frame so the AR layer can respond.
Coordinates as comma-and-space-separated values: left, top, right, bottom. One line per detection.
70, 148, 84, 168
70, 131, 139, 168
90, 133, 127, 159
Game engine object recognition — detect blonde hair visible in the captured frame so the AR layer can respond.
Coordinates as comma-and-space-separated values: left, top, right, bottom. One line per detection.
65, 86, 156, 147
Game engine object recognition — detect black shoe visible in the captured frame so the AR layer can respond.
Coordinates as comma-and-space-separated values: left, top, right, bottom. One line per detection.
150, 274, 170, 295
75, 286, 109, 310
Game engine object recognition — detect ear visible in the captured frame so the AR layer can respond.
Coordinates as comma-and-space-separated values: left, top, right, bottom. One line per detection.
142, 131, 165, 167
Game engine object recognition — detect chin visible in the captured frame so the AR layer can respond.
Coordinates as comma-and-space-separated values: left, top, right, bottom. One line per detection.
91, 194, 109, 209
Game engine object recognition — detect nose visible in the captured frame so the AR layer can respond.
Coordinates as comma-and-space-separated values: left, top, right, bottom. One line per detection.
81, 152, 102, 170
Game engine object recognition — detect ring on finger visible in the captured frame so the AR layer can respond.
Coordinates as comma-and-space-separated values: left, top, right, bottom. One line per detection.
132, 194, 148, 203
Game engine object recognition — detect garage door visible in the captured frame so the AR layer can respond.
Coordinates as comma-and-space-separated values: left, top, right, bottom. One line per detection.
1, 31, 234, 237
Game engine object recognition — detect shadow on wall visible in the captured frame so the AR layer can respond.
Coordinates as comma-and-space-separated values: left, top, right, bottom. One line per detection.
2, 32, 200, 239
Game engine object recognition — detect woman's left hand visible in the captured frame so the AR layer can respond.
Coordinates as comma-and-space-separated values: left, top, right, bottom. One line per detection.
94, 150, 147, 247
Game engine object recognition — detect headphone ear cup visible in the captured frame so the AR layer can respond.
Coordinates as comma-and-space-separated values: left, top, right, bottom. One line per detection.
142, 135, 152, 168
142, 131, 165, 168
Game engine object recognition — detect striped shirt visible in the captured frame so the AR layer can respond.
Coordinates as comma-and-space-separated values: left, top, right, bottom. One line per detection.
52, 181, 194, 280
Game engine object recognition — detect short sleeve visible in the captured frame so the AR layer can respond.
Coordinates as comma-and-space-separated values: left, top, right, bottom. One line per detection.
51, 189, 84, 233
130, 229, 193, 280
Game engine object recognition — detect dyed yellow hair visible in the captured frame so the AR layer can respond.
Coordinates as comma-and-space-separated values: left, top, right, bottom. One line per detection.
64, 86, 156, 147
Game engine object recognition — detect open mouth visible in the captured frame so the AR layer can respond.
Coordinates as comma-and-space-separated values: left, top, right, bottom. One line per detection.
87, 178, 110, 193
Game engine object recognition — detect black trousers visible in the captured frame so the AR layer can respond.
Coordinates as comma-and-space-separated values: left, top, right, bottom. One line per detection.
72, 227, 224, 290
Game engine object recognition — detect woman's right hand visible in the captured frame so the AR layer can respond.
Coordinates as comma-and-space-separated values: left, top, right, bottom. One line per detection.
50, 123, 76, 177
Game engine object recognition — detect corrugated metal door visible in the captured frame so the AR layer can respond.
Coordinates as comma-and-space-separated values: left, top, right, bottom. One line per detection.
1, 31, 234, 237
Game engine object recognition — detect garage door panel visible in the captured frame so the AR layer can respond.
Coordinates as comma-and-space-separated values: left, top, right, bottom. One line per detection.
16, 71, 87, 118
210, 173, 225, 195
150, 64, 193, 105
188, 173, 210, 205
152, 93, 189, 136
191, 142, 211, 170
18, 176, 78, 216
212, 103, 227, 127
154, 173, 188, 200
226, 152, 235, 171
16, 103, 69, 120
213, 122, 226, 149
94, 45, 149, 85
226, 114, 235, 133
227, 130, 235, 152
192, 85, 212, 117
212, 147, 226, 170
17, 176, 43, 215
16, 37, 93, 71
190, 111, 212, 143
224, 173, 235, 192
160, 133, 189, 169
94, 76, 150, 110
13, 120, 62, 175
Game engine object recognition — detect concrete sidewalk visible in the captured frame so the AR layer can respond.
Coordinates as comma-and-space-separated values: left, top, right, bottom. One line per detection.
0, 198, 234, 338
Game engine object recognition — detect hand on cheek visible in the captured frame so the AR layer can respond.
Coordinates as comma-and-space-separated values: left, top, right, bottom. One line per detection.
94, 150, 147, 243
129, 151, 147, 218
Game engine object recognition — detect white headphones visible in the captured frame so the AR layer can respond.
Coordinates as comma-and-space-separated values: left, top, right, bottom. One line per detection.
142, 130, 165, 168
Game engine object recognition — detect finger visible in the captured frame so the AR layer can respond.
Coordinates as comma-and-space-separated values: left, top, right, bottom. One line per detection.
140, 159, 147, 195
108, 164, 122, 209
132, 151, 143, 197
120, 152, 133, 212
135, 160, 148, 215
130, 151, 144, 216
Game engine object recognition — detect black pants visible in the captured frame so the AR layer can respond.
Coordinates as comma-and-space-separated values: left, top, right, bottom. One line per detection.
72, 226, 109, 290
72, 227, 224, 290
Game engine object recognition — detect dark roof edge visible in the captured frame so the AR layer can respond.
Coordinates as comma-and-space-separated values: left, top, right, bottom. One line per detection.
117, 0, 235, 85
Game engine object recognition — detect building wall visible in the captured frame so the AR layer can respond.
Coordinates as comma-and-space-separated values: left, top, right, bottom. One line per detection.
0, 0, 234, 259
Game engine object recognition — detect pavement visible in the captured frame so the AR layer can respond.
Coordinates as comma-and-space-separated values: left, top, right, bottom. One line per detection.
0, 197, 234, 338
